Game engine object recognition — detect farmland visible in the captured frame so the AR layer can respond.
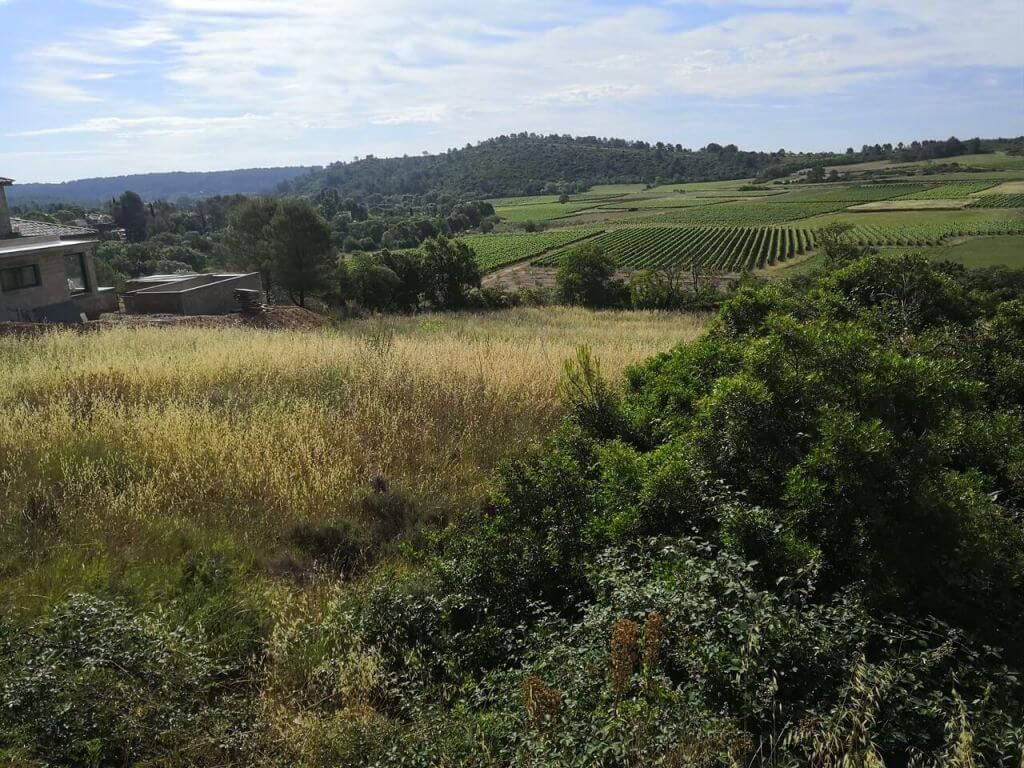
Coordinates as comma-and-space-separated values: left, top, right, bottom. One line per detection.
473, 166, 1024, 276
769, 184, 927, 202
534, 226, 816, 271
620, 200, 853, 226
492, 200, 601, 222
970, 194, 1024, 208
459, 229, 600, 271
898, 182, 999, 199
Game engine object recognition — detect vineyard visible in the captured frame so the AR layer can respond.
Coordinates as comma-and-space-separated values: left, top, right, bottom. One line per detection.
898, 182, 999, 199
598, 197, 732, 210
493, 201, 602, 223
772, 184, 927, 202
970, 194, 1024, 208
838, 219, 1024, 247
461, 229, 600, 271
528, 217, 1024, 273
622, 201, 852, 226
534, 226, 816, 271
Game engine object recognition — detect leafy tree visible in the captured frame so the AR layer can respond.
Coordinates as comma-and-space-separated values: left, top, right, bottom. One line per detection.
269, 199, 334, 307
346, 253, 403, 311
556, 242, 623, 307
816, 221, 868, 265
112, 190, 147, 242
225, 197, 280, 293
418, 237, 481, 309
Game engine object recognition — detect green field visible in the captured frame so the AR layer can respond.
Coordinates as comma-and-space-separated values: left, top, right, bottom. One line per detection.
487, 163, 1024, 273
460, 229, 600, 271
970, 194, 1024, 208
621, 200, 852, 226
898, 182, 999, 199
599, 196, 732, 210
535, 226, 816, 271
884, 235, 1024, 268
493, 201, 603, 222
770, 184, 927, 202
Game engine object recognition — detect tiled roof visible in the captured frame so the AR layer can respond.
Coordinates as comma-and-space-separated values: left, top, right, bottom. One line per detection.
9, 217, 98, 239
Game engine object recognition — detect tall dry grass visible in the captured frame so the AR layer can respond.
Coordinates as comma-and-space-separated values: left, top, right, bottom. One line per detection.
0, 308, 706, 611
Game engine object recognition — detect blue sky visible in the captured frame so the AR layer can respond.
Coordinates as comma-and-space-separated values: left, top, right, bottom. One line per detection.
1, 0, 1022, 182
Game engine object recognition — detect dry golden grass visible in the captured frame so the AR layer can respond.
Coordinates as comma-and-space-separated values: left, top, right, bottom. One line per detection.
0, 308, 706, 609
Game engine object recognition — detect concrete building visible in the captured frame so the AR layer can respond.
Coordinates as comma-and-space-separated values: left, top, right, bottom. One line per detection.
122, 272, 263, 315
0, 178, 118, 322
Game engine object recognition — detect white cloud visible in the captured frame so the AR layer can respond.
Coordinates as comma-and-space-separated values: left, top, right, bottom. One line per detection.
9, 113, 274, 138
6, 0, 1023, 179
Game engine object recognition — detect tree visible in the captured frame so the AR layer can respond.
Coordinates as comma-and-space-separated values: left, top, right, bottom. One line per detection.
558, 193, 570, 204
269, 199, 334, 307
225, 197, 280, 294
419, 237, 481, 309
346, 253, 403, 311
113, 191, 147, 242
816, 222, 868, 265
556, 242, 623, 308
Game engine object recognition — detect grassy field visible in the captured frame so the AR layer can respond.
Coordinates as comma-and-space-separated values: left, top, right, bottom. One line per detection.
886, 235, 1024, 268
0, 309, 707, 617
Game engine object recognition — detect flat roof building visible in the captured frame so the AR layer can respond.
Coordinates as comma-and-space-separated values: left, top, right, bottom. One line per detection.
0, 178, 118, 322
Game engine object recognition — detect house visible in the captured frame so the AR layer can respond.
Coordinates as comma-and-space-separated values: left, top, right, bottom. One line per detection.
0, 177, 118, 322
122, 272, 263, 315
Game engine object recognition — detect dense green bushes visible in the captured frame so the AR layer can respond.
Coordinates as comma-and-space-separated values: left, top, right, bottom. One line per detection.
3, 253, 1023, 765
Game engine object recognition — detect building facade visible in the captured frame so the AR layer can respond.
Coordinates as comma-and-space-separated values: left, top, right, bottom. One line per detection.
0, 178, 118, 322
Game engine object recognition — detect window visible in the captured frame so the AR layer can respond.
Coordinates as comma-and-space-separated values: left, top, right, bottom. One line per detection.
0, 264, 41, 292
64, 253, 88, 294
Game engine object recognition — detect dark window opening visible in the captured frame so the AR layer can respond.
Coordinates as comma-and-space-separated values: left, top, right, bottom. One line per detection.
0, 264, 41, 292
65, 253, 88, 294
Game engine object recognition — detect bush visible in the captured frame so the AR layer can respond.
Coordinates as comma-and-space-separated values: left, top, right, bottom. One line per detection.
556, 242, 626, 308
0, 595, 251, 766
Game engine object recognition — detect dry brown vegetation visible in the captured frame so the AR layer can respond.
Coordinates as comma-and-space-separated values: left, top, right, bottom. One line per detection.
0, 307, 707, 614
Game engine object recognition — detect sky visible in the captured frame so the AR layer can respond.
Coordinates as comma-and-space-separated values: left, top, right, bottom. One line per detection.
1, 0, 1022, 183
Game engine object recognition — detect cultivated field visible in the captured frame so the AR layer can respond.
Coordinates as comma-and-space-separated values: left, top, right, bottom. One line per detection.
475, 157, 1024, 276
459, 229, 600, 271
534, 226, 816, 270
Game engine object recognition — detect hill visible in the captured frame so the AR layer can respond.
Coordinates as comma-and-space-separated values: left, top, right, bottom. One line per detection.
283, 133, 832, 199
5, 166, 314, 206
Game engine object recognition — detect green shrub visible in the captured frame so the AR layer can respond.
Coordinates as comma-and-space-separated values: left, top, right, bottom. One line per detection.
0, 595, 251, 766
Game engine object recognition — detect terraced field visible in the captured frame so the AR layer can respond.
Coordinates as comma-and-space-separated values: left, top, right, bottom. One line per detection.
535, 226, 816, 271
461, 229, 601, 271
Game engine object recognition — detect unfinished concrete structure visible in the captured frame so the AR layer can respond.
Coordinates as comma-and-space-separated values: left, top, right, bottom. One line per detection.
122, 272, 263, 315
0, 177, 118, 322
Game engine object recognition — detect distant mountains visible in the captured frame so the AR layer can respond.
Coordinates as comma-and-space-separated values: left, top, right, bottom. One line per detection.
6, 167, 315, 206
9, 133, 1021, 208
